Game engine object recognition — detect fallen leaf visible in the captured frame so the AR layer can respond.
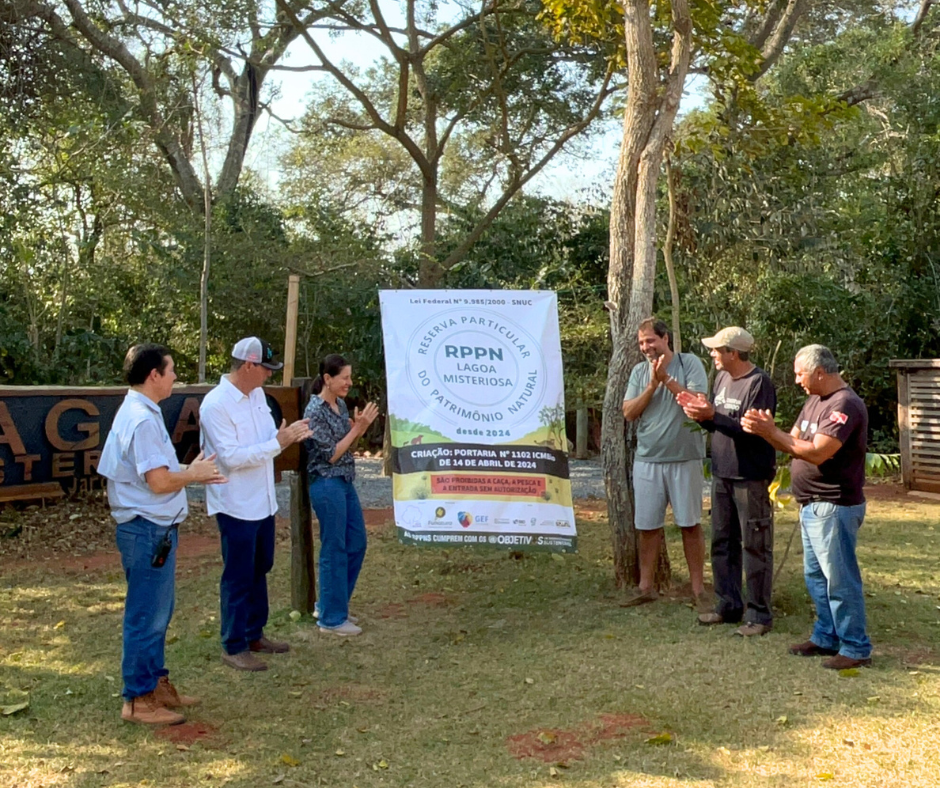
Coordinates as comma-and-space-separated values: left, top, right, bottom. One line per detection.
1, 701, 29, 716
842, 739, 855, 747
377, 759, 388, 769
717, 747, 731, 756
176, 745, 189, 752
646, 732, 673, 746
280, 754, 300, 767
548, 766, 559, 777
272, 775, 285, 785
54, 620, 65, 629
866, 696, 880, 704
537, 731, 557, 745
862, 743, 872, 751
838, 668, 860, 678
288, 691, 303, 698
816, 773, 834, 781
775, 715, 788, 726
289, 610, 302, 622
357, 727, 369, 734
758, 746, 770, 752
334, 749, 346, 757
524, 677, 535, 685
166, 635, 179, 644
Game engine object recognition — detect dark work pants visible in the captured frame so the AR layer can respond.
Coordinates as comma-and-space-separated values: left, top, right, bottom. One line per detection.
711, 477, 774, 626
217, 512, 276, 655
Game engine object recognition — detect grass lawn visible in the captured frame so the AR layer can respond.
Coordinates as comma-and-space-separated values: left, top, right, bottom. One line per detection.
2, 488, 939, 788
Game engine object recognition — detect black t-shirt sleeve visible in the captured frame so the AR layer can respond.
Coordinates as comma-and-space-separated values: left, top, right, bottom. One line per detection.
708, 371, 776, 437
814, 395, 864, 445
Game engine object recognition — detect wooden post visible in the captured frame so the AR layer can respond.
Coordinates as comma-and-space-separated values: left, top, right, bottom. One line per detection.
897, 367, 912, 490
283, 274, 300, 384
289, 377, 316, 614
575, 407, 589, 459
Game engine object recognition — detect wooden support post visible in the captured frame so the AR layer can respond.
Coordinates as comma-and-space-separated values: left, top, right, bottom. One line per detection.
283, 274, 300, 384
289, 377, 316, 614
575, 407, 589, 459
897, 368, 912, 490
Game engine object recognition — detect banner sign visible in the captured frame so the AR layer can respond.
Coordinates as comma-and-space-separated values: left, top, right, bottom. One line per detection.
379, 290, 576, 552
0, 385, 300, 501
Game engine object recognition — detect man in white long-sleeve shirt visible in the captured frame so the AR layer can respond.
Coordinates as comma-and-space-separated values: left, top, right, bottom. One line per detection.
200, 337, 311, 671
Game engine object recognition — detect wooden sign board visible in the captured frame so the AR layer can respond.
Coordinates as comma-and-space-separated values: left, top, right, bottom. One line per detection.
0, 385, 302, 502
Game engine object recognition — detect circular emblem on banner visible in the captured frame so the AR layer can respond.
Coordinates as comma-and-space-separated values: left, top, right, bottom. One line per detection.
406, 308, 548, 428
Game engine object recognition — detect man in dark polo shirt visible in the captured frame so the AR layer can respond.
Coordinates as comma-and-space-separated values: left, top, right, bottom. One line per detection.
677, 327, 777, 636
742, 344, 872, 669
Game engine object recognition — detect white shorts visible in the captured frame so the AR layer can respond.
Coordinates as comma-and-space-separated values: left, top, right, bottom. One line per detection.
633, 459, 704, 531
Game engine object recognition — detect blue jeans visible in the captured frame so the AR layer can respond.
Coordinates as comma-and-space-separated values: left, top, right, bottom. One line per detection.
217, 513, 275, 655
800, 501, 872, 659
116, 516, 177, 700
309, 477, 367, 628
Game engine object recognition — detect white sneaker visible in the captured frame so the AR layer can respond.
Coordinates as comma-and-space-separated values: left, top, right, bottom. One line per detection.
314, 609, 359, 625
318, 620, 362, 637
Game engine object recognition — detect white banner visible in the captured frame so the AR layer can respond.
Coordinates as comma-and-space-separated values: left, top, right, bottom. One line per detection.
379, 290, 576, 552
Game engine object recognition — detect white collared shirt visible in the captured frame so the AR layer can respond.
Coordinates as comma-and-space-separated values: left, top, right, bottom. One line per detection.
199, 375, 281, 520
98, 389, 188, 526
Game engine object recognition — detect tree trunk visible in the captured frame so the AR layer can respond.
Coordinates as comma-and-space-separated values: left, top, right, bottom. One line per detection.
603, 0, 692, 589
663, 154, 682, 353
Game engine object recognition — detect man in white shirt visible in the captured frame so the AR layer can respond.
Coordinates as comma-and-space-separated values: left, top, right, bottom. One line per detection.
99, 343, 226, 725
200, 337, 312, 671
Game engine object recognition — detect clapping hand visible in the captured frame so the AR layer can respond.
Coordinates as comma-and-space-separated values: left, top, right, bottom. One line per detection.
651, 355, 670, 385
277, 418, 313, 449
352, 402, 380, 435
676, 390, 714, 421
741, 408, 775, 437
188, 451, 228, 485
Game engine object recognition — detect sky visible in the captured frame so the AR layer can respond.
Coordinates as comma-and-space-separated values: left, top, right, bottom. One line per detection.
235, 6, 709, 204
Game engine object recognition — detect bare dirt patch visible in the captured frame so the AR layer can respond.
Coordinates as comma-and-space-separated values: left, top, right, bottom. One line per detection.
375, 592, 453, 619
863, 482, 911, 503
311, 684, 388, 708
375, 602, 407, 619
410, 591, 452, 606
506, 712, 650, 762
363, 507, 394, 530
155, 721, 220, 745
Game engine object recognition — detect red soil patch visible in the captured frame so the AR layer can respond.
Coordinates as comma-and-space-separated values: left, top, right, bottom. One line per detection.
311, 684, 387, 708
363, 507, 394, 530
882, 645, 940, 667
376, 602, 407, 619
411, 591, 452, 606
155, 721, 219, 745
863, 482, 932, 504
375, 592, 453, 619
506, 713, 650, 762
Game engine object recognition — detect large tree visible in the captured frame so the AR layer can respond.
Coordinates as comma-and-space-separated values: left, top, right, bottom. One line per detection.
276, 0, 619, 285
546, 0, 811, 587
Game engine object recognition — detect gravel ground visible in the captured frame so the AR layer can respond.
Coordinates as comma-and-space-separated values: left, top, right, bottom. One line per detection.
260, 457, 605, 515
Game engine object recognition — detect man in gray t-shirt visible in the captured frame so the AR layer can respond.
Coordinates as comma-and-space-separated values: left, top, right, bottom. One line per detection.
621, 318, 708, 611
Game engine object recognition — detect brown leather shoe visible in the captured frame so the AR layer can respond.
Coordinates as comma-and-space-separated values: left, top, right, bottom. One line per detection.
693, 592, 712, 615
789, 639, 839, 657
221, 650, 268, 671
154, 676, 199, 707
619, 588, 659, 608
121, 692, 185, 725
249, 636, 290, 654
822, 654, 872, 670
735, 623, 772, 637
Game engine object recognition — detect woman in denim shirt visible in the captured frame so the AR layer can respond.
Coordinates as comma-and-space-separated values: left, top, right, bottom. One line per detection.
303, 354, 379, 636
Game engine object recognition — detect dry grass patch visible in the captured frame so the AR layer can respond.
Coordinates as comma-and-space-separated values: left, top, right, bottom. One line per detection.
1, 487, 939, 787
